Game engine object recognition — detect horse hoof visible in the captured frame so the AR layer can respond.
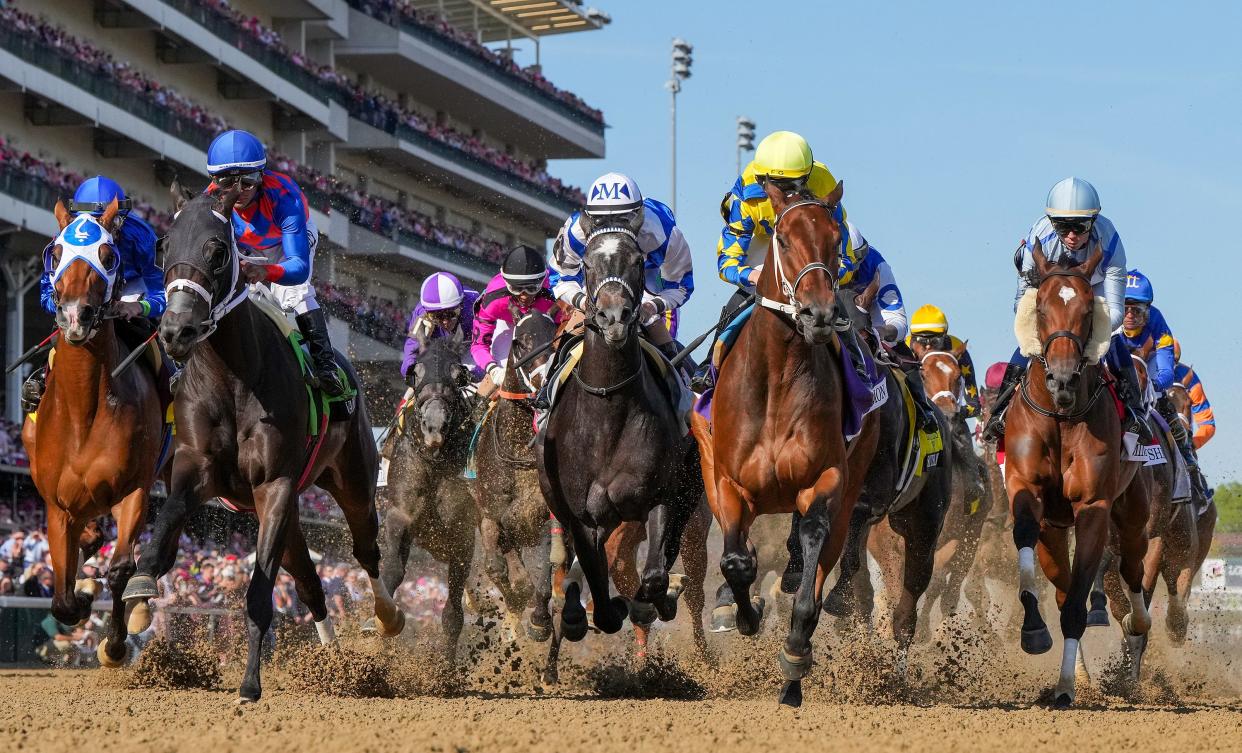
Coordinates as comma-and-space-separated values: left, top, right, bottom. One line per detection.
666, 573, 687, 601
780, 570, 802, 595
737, 597, 766, 637
778, 646, 813, 681
562, 609, 588, 643
377, 609, 406, 638
1086, 592, 1109, 627
126, 601, 152, 635
122, 574, 158, 602
360, 618, 379, 635
1122, 612, 1151, 637
1021, 627, 1053, 655
628, 600, 658, 627
75, 578, 99, 598
236, 696, 258, 706
96, 637, 128, 668
778, 680, 803, 708
823, 589, 851, 617
526, 620, 552, 643
542, 667, 560, 686
710, 605, 737, 633
594, 596, 627, 635
1052, 693, 1074, 710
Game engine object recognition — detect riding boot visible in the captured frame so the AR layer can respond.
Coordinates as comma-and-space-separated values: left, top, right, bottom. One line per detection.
295, 309, 346, 398
1114, 361, 1153, 443
837, 324, 873, 383
1158, 396, 1207, 497
20, 365, 46, 415
980, 362, 1025, 443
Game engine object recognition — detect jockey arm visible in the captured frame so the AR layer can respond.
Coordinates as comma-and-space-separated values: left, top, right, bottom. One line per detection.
470, 297, 502, 376
119, 217, 166, 318
268, 194, 311, 285
549, 214, 588, 309
646, 221, 694, 315
1177, 362, 1216, 448
956, 340, 983, 418
400, 309, 423, 381
716, 194, 759, 287
1146, 309, 1176, 392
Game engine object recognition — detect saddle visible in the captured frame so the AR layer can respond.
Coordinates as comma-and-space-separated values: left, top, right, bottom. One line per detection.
891, 370, 945, 502
250, 296, 358, 429
538, 334, 692, 436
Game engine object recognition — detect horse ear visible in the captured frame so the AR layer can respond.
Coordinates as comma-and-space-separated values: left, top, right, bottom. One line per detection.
763, 181, 789, 213
99, 197, 121, 232
578, 210, 597, 237
53, 200, 72, 230
1030, 239, 1050, 277
170, 179, 193, 213
1079, 242, 1104, 279
953, 338, 969, 359
826, 179, 844, 207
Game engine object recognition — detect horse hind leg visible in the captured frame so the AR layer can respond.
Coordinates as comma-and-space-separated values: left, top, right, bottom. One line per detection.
442, 555, 470, 664
479, 514, 526, 615
528, 518, 557, 642
606, 522, 653, 655
280, 516, 334, 644
340, 480, 406, 638
1113, 484, 1153, 684
823, 505, 869, 622
681, 499, 712, 662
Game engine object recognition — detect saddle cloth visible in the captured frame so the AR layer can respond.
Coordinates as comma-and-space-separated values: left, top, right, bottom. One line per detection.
891, 370, 944, 506
538, 337, 692, 437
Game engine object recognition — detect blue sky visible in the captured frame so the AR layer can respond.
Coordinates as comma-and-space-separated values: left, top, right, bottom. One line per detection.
523, 0, 1242, 479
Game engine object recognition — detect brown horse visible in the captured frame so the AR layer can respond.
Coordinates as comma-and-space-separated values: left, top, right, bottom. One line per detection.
1166, 379, 1217, 590
21, 200, 163, 667
122, 186, 402, 702
911, 344, 993, 636
1005, 241, 1151, 707
1098, 352, 1203, 656
694, 181, 879, 707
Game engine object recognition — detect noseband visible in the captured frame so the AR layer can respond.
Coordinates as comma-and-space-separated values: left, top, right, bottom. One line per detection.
1032, 269, 1095, 379
164, 209, 250, 344
759, 198, 844, 318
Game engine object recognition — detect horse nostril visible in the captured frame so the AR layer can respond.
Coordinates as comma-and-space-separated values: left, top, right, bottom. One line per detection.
177, 325, 197, 341
619, 307, 632, 324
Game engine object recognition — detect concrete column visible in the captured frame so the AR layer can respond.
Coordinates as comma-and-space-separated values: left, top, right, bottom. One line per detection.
3, 254, 40, 424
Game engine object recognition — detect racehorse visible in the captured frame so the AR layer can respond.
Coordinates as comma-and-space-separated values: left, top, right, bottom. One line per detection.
472, 308, 559, 638
536, 210, 704, 680
822, 351, 952, 663
1004, 241, 1151, 707
1166, 378, 1217, 600
693, 180, 880, 707
910, 344, 994, 637
1097, 351, 1200, 661
376, 336, 477, 662
21, 200, 163, 667
122, 185, 402, 702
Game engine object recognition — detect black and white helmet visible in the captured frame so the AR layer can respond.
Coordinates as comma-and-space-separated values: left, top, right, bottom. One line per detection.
501, 244, 547, 290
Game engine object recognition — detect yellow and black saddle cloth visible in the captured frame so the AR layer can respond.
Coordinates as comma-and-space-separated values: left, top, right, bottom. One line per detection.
889, 370, 945, 508
537, 336, 692, 436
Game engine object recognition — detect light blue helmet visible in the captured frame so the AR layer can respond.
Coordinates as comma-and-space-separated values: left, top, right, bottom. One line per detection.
1125, 269, 1154, 304
1045, 177, 1101, 219
206, 130, 267, 175
71, 176, 131, 217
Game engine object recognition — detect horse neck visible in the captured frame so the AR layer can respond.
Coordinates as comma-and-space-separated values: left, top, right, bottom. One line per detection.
580, 326, 641, 386
743, 305, 824, 394
194, 300, 267, 384
48, 320, 123, 418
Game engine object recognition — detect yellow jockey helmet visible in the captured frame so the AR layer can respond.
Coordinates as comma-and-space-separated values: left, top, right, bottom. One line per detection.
910, 304, 949, 335
752, 131, 814, 180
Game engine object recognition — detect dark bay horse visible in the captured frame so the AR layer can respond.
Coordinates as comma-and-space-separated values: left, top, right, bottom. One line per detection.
21, 200, 163, 667
536, 211, 704, 680
376, 336, 477, 662
694, 181, 880, 707
122, 186, 402, 702
1005, 241, 1151, 707
823, 355, 952, 666
472, 308, 559, 639
910, 344, 994, 636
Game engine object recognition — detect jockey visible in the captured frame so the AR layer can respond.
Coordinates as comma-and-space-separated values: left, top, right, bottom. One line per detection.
906, 304, 982, 419
472, 245, 563, 399
22, 175, 164, 414
1121, 269, 1206, 495
692, 130, 867, 391
982, 177, 1148, 442
548, 172, 694, 363
1172, 338, 1215, 449
205, 129, 343, 397
401, 271, 482, 387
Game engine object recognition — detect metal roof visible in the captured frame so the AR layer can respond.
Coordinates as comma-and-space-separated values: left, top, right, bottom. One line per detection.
407, 0, 609, 43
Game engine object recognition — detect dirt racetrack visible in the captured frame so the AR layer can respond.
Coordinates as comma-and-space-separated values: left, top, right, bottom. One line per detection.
3, 610, 1240, 753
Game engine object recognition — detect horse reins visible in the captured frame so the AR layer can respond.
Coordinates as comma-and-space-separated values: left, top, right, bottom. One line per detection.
574, 226, 644, 397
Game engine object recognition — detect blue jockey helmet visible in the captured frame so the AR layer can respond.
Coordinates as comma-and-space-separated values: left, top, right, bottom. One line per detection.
71, 176, 131, 217
1125, 269, 1154, 304
207, 130, 267, 175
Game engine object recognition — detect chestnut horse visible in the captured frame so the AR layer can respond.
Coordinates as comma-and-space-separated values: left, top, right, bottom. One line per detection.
21, 200, 163, 667
1005, 242, 1151, 707
911, 344, 994, 636
1166, 379, 1217, 585
122, 186, 402, 702
694, 181, 879, 707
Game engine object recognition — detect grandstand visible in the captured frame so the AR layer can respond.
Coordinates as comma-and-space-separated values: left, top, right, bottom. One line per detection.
0, 0, 609, 422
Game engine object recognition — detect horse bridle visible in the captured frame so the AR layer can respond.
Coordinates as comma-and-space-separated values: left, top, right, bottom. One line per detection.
1020, 268, 1106, 419
921, 350, 963, 406
574, 226, 644, 397
164, 209, 248, 344
759, 198, 844, 319
506, 310, 556, 397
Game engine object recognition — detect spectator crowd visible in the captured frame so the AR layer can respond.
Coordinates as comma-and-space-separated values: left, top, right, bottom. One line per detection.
317, 280, 411, 349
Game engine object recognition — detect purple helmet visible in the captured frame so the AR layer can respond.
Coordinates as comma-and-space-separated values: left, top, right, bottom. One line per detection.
420, 272, 464, 311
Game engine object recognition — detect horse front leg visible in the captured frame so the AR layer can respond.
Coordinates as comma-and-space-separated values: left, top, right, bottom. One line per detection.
779, 467, 844, 708
641, 497, 694, 623
442, 553, 470, 664
45, 506, 91, 628
574, 520, 626, 636
1052, 500, 1111, 708
714, 479, 762, 635
124, 453, 207, 604
1010, 485, 1053, 655
239, 477, 295, 704
823, 504, 870, 621
1113, 483, 1152, 685
99, 487, 148, 667
681, 500, 712, 662
528, 516, 556, 642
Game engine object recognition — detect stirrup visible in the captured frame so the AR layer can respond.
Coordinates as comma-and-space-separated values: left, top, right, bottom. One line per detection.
689, 363, 714, 393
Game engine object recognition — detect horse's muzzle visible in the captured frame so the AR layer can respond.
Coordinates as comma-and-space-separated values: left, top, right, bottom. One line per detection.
796, 304, 835, 345
1045, 369, 1081, 410
593, 306, 632, 349
159, 315, 202, 360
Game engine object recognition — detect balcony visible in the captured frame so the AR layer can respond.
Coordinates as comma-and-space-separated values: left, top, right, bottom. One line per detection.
116, 0, 342, 136
341, 115, 576, 231
326, 206, 493, 288
336, 7, 605, 159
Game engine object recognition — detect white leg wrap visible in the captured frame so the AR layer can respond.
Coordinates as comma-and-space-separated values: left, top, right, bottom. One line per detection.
1017, 546, 1038, 596
1126, 589, 1151, 633
370, 576, 396, 609
1056, 638, 1079, 701
315, 617, 336, 645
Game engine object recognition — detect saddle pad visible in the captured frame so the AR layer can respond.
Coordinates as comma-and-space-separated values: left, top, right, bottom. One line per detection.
893, 372, 944, 497
839, 334, 887, 442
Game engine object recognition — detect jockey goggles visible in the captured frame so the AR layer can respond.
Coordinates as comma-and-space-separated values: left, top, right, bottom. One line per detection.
1049, 217, 1094, 236
430, 308, 459, 324
506, 281, 543, 296
214, 171, 263, 190
1124, 302, 1149, 316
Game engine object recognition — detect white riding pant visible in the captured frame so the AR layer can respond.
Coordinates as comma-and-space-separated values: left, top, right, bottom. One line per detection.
246, 224, 319, 316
